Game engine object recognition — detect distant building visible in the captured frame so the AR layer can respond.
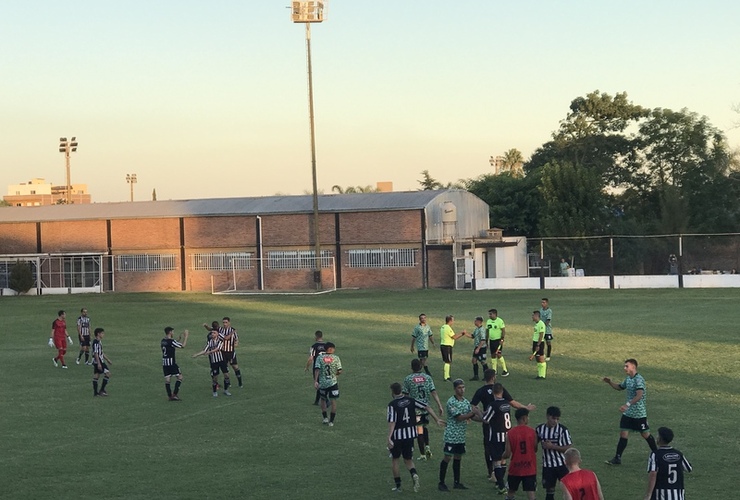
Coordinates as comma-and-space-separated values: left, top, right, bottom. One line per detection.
4, 178, 91, 206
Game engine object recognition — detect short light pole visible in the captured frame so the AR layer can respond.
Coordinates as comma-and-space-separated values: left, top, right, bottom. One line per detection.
126, 174, 137, 202
58, 137, 78, 204
291, 1, 327, 290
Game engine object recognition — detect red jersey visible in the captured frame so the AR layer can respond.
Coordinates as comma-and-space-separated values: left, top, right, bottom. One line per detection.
52, 319, 67, 339
507, 424, 537, 476
561, 469, 601, 500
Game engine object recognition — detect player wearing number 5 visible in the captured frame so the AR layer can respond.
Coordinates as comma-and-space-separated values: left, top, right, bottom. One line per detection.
387, 382, 444, 493
644, 427, 692, 500
314, 342, 342, 427
504, 408, 538, 500
603, 358, 657, 465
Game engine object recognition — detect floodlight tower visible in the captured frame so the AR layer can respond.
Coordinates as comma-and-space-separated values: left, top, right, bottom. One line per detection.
58, 137, 78, 204
126, 173, 137, 202
291, 1, 327, 290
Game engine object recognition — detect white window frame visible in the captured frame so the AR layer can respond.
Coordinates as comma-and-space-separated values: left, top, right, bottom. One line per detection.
346, 248, 417, 268
191, 252, 253, 271
267, 250, 333, 270
115, 254, 176, 272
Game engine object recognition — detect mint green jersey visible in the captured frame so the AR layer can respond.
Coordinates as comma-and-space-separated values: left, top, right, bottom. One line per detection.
315, 353, 342, 389
472, 326, 486, 348
443, 396, 472, 444
402, 372, 436, 406
412, 323, 433, 351
539, 307, 552, 335
620, 373, 647, 418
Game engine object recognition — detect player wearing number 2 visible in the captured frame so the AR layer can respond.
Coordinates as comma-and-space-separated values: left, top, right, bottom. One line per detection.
504, 408, 538, 500
387, 382, 444, 493
603, 358, 658, 465
644, 427, 692, 500
314, 342, 342, 426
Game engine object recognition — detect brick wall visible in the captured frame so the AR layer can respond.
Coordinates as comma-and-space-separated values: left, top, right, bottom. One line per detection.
40, 220, 108, 253
338, 210, 421, 244
110, 218, 180, 250
0, 222, 36, 253
427, 247, 454, 289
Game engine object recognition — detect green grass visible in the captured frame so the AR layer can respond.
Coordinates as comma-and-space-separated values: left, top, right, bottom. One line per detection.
1, 289, 737, 499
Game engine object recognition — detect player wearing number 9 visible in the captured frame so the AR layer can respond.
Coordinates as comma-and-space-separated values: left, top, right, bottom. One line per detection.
503, 408, 538, 500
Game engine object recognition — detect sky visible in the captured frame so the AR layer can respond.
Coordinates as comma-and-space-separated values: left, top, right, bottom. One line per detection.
2, 1, 739, 203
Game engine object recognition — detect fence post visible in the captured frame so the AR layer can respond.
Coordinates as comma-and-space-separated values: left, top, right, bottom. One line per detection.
677, 234, 684, 288
539, 240, 545, 289
609, 237, 615, 289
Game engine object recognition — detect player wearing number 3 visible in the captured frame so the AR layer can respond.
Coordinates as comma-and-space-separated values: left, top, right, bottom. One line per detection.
387, 382, 444, 493
314, 342, 342, 427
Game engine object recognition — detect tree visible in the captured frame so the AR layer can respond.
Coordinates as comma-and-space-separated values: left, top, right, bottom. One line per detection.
0, 200, 10, 207
331, 185, 378, 194
417, 170, 442, 190
466, 172, 541, 235
9, 260, 34, 295
500, 148, 524, 177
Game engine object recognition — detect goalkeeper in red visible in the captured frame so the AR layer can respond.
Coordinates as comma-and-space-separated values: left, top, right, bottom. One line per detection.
314, 342, 342, 426
49, 310, 73, 369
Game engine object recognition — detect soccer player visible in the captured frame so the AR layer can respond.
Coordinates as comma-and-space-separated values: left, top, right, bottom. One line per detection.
314, 342, 342, 426
50, 310, 73, 369
91, 328, 112, 397
530, 310, 547, 380
561, 448, 604, 500
438, 379, 482, 492
440, 315, 468, 382
402, 358, 444, 461
202, 320, 220, 341
306, 330, 328, 405
387, 382, 444, 493
603, 358, 658, 465
471, 368, 537, 487
76, 308, 92, 365
218, 317, 242, 388
539, 298, 553, 360
481, 382, 512, 494
161, 327, 188, 401
410, 313, 435, 376
487, 308, 508, 377
535, 406, 572, 500
192, 329, 231, 397
504, 408, 538, 500
643, 427, 692, 500
469, 316, 488, 381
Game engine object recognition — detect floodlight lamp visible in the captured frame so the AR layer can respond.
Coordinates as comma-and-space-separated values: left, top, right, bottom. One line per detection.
59, 148, 65, 152
60, 137, 67, 142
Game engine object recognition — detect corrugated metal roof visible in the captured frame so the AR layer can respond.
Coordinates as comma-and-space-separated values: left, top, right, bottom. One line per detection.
0, 190, 467, 223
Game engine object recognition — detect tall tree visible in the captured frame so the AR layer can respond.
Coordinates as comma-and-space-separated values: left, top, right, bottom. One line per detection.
466, 172, 541, 235
500, 148, 524, 177
418, 170, 442, 190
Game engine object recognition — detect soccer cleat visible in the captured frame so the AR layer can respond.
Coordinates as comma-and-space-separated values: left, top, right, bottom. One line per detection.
469, 376, 479, 381
545, 357, 551, 361
606, 456, 621, 465
438, 483, 450, 492
498, 485, 508, 494
328, 422, 334, 427
98, 391, 108, 397
424, 445, 433, 460
453, 482, 468, 490
61, 365, 68, 369
224, 390, 232, 396
416, 455, 426, 461
501, 371, 509, 377
169, 395, 180, 401
322, 418, 329, 425
213, 392, 218, 397
52, 358, 58, 367
238, 384, 243, 389
391, 487, 402, 493
535, 376, 544, 380
412, 473, 420, 492
443, 378, 451, 382
76, 358, 80, 365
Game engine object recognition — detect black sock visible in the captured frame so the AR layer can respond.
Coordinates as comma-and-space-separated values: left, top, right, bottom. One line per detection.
92, 379, 98, 395
330, 412, 336, 423
417, 435, 426, 453
165, 383, 172, 397
546, 493, 555, 500
322, 411, 327, 419
424, 366, 431, 375
78, 350, 83, 360
439, 460, 449, 483
486, 456, 493, 476
84, 352, 89, 362
452, 458, 461, 484
473, 364, 479, 378
212, 382, 218, 392
494, 465, 506, 488
224, 378, 230, 390
235, 369, 242, 386
424, 428, 429, 446
100, 377, 109, 391
409, 468, 417, 477
646, 434, 658, 452
547, 344, 552, 357
174, 380, 181, 395
394, 477, 401, 488
616, 437, 628, 457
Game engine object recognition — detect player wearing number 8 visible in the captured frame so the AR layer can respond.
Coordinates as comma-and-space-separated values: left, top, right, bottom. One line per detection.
504, 408, 538, 500
644, 427, 692, 500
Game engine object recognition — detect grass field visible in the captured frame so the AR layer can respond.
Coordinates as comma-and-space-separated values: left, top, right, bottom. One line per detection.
1, 288, 738, 499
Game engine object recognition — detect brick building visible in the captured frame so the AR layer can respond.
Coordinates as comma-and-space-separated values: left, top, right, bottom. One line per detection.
0, 190, 492, 293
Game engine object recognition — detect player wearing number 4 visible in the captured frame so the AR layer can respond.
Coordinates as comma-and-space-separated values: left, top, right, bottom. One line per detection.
387, 382, 444, 493
643, 427, 692, 500
603, 358, 658, 465
314, 342, 342, 426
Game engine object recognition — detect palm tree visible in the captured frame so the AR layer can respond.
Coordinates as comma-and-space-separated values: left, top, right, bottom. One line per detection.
501, 148, 524, 177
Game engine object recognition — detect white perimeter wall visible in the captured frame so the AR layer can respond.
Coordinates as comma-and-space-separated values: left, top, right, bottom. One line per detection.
475, 274, 740, 290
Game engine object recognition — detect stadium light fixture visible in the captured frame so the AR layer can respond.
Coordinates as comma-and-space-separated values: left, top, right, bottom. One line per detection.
59, 136, 78, 204
126, 173, 137, 202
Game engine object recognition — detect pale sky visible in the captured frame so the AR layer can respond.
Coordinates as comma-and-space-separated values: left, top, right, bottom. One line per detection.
2, 1, 739, 203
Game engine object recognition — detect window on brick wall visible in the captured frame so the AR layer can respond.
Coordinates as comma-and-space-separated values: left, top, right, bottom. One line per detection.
191, 252, 252, 270
346, 248, 417, 268
267, 250, 333, 270
115, 254, 176, 272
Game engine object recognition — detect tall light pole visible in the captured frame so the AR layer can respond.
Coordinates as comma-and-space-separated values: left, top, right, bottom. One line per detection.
59, 137, 78, 204
291, 1, 326, 290
126, 174, 137, 202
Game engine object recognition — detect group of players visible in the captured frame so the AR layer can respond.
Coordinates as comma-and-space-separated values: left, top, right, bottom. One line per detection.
375, 305, 692, 499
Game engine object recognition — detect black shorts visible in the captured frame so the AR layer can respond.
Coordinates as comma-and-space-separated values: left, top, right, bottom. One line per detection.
390, 438, 414, 460
544, 333, 553, 341
541, 465, 569, 489
163, 364, 181, 377
490, 339, 503, 354
443, 442, 466, 456
210, 361, 229, 377
532, 341, 544, 356
416, 413, 430, 426
473, 347, 487, 363
619, 414, 650, 433
485, 440, 506, 462
508, 475, 536, 492
79, 336, 91, 347
417, 350, 429, 359
223, 351, 238, 365
93, 362, 109, 375
440, 345, 453, 364
319, 384, 340, 400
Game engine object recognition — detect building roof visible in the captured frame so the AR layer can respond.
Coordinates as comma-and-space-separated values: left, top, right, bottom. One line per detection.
0, 190, 469, 223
